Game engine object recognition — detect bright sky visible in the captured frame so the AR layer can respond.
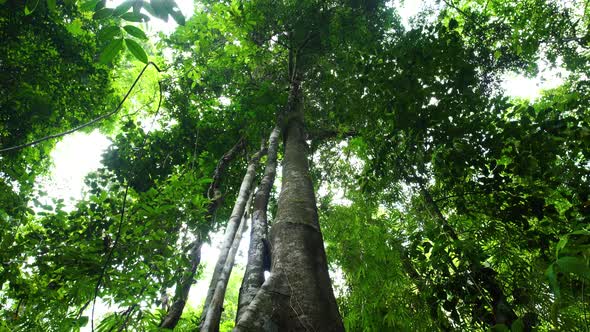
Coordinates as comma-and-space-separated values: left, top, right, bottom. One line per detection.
39, 1, 564, 329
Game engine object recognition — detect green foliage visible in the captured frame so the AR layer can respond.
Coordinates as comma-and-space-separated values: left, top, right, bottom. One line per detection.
2, 0, 590, 331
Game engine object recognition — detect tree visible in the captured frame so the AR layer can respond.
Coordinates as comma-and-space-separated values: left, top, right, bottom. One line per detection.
1, 0, 589, 331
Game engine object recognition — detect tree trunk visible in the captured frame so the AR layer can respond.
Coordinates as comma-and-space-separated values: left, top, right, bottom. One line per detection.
200, 145, 266, 328
234, 79, 344, 332
236, 126, 280, 323
159, 138, 244, 329
160, 238, 203, 328
418, 181, 518, 327
201, 192, 252, 332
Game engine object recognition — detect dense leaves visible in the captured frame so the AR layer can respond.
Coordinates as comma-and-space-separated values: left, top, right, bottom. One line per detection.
1, 0, 589, 331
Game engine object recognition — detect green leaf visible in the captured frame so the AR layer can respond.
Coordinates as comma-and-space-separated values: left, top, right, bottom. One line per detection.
121, 12, 150, 22
545, 263, 560, 297
150, 0, 169, 21
491, 324, 510, 332
99, 38, 124, 64
47, 0, 56, 11
124, 38, 148, 63
556, 256, 590, 280
170, 9, 185, 26
24, 0, 39, 15
77, 316, 89, 327
80, 0, 100, 11
555, 236, 568, 258
113, 0, 134, 16
123, 25, 148, 40
93, 8, 114, 20
98, 26, 122, 41
142, 2, 156, 16
494, 49, 502, 60
448, 18, 458, 30
511, 318, 525, 332
94, 0, 106, 10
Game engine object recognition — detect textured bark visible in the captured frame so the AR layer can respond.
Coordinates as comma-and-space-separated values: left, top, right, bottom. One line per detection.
201, 194, 252, 332
159, 139, 244, 329
200, 146, 266, 328
234, 79, 344, 332
418, 181, 518, 327
236, 126, 280, 322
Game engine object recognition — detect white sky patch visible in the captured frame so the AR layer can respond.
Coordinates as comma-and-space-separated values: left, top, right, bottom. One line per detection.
36, 130, 110, 210
501, 65, 569, 101
393, 0, 439, 29
396, 0, 422, 28
219, 96, 231, 106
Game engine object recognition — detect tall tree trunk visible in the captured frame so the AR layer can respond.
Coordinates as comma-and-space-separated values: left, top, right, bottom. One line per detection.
236, 126, 280, 322
234, 79, 344, 332
418, 181, 518, 327
159, 138, 244, 329
201, 192, 252, 332
200, 145, 266, 328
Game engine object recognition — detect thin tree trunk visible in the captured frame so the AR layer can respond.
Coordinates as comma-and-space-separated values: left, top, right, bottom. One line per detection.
159, 138, 244, 329
160, 238, 203, 328
418, 181, 518, 327
199, 145, 267, 328
236, 126, 280, 322
201, 192, 252, 332
234, 78, 344, 332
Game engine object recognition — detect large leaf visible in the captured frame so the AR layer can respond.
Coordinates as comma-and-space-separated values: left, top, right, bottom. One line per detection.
78, 316, 89, 327
511, 318, 525, 332
113, 0, 134, 16
80, 0, 100, 11
123, 25, 148, 40
150, 0, 169, 21
98, 26, 122, 42
93, 8, 114, 20
545, 263, 560, 297
556, 256, 590, 280
99, 38, 124, 64
121, 12, 150, 22
24, 0, 39, 15
47, 0, 56, 11
94, 0, 106, 10
125, 38, 148, 63
170, 8, 185, 26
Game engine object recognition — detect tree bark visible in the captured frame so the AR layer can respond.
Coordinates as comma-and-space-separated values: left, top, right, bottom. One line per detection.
201, 192, 252, 332
234, 79, 344, 332
418, 181, 518, 327
199, 145, 267, 329
236, 126, 280, 322
159, 138, 244, 329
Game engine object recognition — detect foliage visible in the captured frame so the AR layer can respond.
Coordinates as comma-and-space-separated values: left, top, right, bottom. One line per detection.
1, 0, 590, 331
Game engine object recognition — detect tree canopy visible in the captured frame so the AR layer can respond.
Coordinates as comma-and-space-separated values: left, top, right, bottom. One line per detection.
0, 0, 589, 331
